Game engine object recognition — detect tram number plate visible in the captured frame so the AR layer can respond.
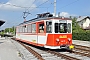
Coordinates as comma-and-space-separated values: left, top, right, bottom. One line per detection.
59, 35, 67, 38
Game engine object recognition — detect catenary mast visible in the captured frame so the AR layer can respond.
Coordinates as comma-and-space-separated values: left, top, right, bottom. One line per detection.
54, 0, 56, 17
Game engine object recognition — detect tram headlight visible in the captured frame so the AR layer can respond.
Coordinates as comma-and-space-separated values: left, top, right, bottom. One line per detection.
68, 38, 71, 41
56, 38, 59, 42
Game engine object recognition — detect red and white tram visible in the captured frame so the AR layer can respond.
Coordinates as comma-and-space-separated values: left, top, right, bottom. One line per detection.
16, 12, 73, 49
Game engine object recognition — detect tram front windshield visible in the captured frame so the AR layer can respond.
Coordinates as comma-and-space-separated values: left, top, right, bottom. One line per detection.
55, 23, 71, 33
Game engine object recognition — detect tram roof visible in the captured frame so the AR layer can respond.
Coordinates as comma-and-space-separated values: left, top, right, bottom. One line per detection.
18, 17, 71, 26
0, 20, 5, 26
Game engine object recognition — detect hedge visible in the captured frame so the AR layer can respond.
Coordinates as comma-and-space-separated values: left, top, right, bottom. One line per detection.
72, 33, 90, 41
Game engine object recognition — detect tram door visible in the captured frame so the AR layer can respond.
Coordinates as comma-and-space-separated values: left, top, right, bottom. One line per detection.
37, 21, 45, 44
38, 22, 44, 33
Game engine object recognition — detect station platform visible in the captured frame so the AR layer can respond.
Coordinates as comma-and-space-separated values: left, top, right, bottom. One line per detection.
0, 37, 21, 60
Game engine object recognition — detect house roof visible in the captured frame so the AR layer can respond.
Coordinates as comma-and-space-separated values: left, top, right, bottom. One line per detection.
76, 16, 90, 22
0, 20, 5, 26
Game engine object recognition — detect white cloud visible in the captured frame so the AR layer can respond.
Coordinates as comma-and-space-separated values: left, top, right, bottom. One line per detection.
60, 12, 77, 17
60, 12, 70, 17
52, 12, 77, 17
0, 0, 48, 11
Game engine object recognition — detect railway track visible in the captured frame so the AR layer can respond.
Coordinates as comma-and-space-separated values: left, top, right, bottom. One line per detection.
71, 44, 90, 57
19, 41, 80, 60
11, 38, 80, 60
47, 50, 80, 60
11, 38, 90, 60
19, 42, 44, 60
73, 44, 90, 50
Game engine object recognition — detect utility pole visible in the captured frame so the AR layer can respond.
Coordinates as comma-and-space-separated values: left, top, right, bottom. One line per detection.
54, 0, 56, 17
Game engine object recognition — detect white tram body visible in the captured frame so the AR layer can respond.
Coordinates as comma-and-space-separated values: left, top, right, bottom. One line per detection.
16, 13, 72, 49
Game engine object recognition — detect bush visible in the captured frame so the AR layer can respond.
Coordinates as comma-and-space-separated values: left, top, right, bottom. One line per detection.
72, 32, 90, 41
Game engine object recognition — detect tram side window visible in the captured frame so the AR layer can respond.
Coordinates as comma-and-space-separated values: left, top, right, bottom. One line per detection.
32, 23, 36, 33
21, 26, 22, 32
22, 26, 25, 33
39, 23, 44, 33
19, 27, 21, 33
19, 26, 22, 33
24, 25, 27, 32
46, 21, 52, 33
27, 24, 32, 33
67, 23, 71, 33
21, 26, 23, 32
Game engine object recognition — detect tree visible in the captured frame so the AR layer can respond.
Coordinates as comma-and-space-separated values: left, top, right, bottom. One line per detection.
72, 17, 84, 33
3, 26, 16, 34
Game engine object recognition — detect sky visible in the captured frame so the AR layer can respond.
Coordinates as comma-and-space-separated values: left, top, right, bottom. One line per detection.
0, 0, 90, 30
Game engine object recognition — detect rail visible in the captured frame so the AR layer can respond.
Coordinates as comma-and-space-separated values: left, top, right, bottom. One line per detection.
11, 38, 81, 60
72, 44, 90, 57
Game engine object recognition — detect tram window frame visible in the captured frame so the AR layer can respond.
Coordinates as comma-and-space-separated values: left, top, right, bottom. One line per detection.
67, 23, 71, 33
55, 23, 71, 33
38, 22, 44, 33
59, 23, 67, 33
19, 26, 21, 33
27, 24, 32, 33
32, 23, 36, 33
22, 25, 25, 33
24, 25, 28, 33
21, 26, 23, 33
55, 23, 58, 33
46, 21, 52, 33
17, 27, 20, 33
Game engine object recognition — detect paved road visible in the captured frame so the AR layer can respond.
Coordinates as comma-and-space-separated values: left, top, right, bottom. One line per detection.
0, 37, 22, 60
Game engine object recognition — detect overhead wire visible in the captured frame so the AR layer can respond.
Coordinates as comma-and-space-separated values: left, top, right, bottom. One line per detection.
0, 0, 80, 13
0, 3, 27, 8
22, 0, 37, 20
0, 0, 52, 20
0, 1, 50, 19
46, 1, 54, 12
0, 0, 51, 29
0, 0, 51, 12
22, 0, 50, 19
26, 0, 37, 11
58, 0, 79, 10
22, 0, 50, 20
0, 2, 48, 9
28, 0, 50, 12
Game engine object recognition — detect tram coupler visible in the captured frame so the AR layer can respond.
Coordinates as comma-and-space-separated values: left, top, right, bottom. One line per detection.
67, 45, 75, 53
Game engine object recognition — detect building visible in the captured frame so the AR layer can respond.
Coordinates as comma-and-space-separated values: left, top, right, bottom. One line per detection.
0, 20, 5, 26
76, 16, 90, 30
